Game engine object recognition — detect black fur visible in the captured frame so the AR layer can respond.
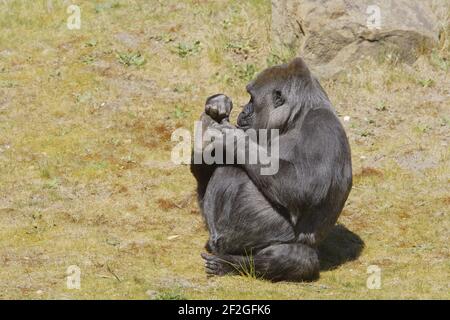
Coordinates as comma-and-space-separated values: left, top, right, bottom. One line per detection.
191, 58, 352, 282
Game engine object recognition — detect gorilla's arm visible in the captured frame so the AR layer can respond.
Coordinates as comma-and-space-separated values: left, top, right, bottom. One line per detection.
191, 94, 235, 202
237, 109, 348, 225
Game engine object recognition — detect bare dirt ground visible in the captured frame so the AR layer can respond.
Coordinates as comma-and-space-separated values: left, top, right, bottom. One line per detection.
0, 1, 448, 299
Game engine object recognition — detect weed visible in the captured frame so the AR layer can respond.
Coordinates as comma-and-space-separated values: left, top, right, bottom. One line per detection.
154, 289, 186, 300
417, 78, 435, 88
173, 105, 188, 119
173, 41, 201, 58
85, 39, 98, 47
95, 2, 121, 13
234, 63, 257, 81
375, 101, 388, 111
117, 52, 146, 67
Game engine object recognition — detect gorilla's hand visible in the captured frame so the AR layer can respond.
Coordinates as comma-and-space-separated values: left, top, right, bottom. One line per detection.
198, 114, 236, 156
205, 94, 233, 123
209, 119, 236, 131
211, 122, 247, 163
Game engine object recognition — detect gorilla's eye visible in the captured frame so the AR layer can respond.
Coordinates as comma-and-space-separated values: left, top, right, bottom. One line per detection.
244, 103, 253, 114
273, 90, 285, 108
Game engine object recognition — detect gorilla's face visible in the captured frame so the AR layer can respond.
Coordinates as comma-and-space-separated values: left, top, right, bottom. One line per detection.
236, 62, 305, 131
237, 81, 286, 131
236, 94, 256, 130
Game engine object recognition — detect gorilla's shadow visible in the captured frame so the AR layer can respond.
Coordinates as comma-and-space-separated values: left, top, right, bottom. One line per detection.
318, 224, 365, 271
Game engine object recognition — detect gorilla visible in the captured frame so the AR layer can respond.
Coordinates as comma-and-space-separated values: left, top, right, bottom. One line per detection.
190, 57, 352, 282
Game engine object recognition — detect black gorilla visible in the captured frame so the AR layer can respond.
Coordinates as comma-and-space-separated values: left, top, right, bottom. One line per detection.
191, 58, 352, 281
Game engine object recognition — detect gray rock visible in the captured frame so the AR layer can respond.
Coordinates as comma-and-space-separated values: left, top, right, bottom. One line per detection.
271, 0, 443, 78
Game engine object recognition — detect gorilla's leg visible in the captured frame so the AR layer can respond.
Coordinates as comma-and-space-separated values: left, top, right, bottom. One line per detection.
202, 167, 296, 255
202, 242, 319, 282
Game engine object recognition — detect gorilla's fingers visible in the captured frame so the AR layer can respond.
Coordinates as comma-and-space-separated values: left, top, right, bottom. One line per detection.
205, 94, 233, 122
219, 104, 229, 118
219, 123, 236, 131
207, 105, 219, 119
201, 252, 213, 260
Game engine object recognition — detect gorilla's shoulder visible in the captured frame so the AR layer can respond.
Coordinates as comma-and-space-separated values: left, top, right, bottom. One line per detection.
302, 107, 343, 132
297, 107, 350, 160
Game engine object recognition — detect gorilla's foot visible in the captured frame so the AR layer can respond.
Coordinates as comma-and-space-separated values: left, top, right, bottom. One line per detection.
201, 253, 237, 277
202, 243, 320, 282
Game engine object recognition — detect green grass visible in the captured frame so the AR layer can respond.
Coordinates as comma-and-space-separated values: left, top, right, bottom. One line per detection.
117, 52, 146, 66
0, 0, 448, 299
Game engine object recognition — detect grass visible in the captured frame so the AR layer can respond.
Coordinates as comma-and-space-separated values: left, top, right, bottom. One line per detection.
0, 0, 448, 299
117, 52, 146, 66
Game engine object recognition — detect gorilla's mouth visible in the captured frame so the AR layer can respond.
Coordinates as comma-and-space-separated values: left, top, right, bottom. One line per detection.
237, 111, 253, 130
237, 122, 250, 130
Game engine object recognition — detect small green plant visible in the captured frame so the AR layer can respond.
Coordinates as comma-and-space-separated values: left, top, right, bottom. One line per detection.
375, 101, 388, 111
117, 52, 146, 67
360, 130, 372, 137
417, 78, 435, 88
266, 47, 296, 67
225, 40, 254, 55
80, 54, 95, 65
415, 124, 431, 133
91, 161, 108, 170
95, 2, 120, 13
39, 166, 51, 179
173, 105, 188, 119
152, 33, 175, 43
43, 179, 59, 189
213, 71, 234, 86
75, 92, 92, 104
85, 39, 97, 47
235, 63, 257, 81
222, 19, 231, 30
0, 80, 16, 88
154, 289, 186, 300
266, 53, 284, 67
173, 84, 190, 93
430, 50, 449, 71
173, 41, 201, 58
235, 249, 264, 280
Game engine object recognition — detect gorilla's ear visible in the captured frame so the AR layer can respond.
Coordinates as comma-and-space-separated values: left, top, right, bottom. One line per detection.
272, 90, 285, 108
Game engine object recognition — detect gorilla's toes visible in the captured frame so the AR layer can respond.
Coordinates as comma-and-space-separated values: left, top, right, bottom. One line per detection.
201, 253, 234, 277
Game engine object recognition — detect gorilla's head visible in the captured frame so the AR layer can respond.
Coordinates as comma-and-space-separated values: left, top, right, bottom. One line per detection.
237, 58, 330, 132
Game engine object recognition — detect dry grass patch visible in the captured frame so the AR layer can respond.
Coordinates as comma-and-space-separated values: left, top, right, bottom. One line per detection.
0, 0, 448, 299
